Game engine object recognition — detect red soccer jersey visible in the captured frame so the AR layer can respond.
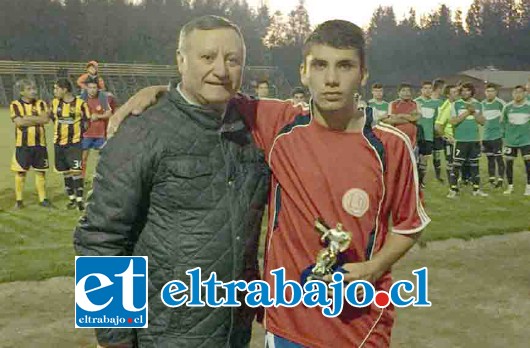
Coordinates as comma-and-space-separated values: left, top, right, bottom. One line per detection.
235, 96, 430, 348
84, 94, 113, 139
388, 99, 419, 146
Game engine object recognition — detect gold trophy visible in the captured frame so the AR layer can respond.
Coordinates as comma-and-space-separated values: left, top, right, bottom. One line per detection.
303, 218, 353, 283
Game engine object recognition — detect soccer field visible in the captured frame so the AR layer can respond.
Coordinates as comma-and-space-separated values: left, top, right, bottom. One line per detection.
0, 107, 529, 283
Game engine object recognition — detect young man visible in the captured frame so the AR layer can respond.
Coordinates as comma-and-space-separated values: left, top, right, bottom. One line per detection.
415, 81, 439, 186
447, 82, 488, 197
502, 85, 530, 195
255, 79, 270, 98
382, 83, 421, 147
368, 83, 389, 125
431, 79, 446, 182
80, 80, 114, 178
51, 79, 90, 211
9, 79, 51, 208
112, 19, 429, 348
481, 83, 506, 188
435, 85, 459, 185
289, 86, 308, 106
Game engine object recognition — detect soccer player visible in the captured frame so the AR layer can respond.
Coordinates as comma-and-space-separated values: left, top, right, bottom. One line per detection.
431, 79, 446, 182
368, 83, 389, 125
111, 19, 430, 347
9, 79, 51, 208
255, 79, 270, 98
381, 83, 421, 147
435, 85, 459, 185
289, 86, 308, 106
51, 79, 90, 211
481, 83, 506, 188
80, 80, 114, 178
447, 82, 488, 197
502, 85, 530, 196
415, 81, 439, 186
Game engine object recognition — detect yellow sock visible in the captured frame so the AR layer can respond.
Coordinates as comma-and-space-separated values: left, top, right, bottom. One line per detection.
35, 171, 47, 202
15, 173, 26, 201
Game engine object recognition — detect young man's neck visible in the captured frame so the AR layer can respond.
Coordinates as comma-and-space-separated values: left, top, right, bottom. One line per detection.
63, 93, 75, 102
313, 102, 364, 132
21, 97, 34, 103
486, 97, 496, 102
373, 97, 383, 103
421, 95, 430, 100
513, 98, 525, 106
432, 91, 441, 99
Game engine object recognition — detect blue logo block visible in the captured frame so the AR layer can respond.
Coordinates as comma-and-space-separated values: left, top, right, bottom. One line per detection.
75, 256, 148, 328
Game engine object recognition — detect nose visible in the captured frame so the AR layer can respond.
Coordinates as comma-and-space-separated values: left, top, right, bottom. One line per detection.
212, 56, 228, 80
324, 67, 339, 86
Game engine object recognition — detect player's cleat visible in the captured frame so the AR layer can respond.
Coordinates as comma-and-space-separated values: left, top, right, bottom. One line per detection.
524, 185, 530, 196
39, 199, 53, 208
503, 185, 514, 195
495, 179, 504, 189
78, 201, 85, 212
472, 190, 489, 197
14, 200, 24, 209
66, 200, 77, 210
446, 190, 457, 199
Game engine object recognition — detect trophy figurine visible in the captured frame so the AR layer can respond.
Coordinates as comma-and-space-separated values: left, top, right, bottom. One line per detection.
301, 218, 353, 284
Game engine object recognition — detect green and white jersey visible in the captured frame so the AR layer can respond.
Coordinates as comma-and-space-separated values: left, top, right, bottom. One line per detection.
367, 99, 389, 123
415, 96, 439, 141
502, 101, 530, 147
481, 97, 505, 141
451, 98, 483, 142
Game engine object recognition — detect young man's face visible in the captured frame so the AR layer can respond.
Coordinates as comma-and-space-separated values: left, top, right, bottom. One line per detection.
513, 88, 525, 103
461, 87, 472, 100
399, 87, 412, 100
87, 82, 99, 97
87, 66, 97, 75
449, 87, 460, 102
53, 84, 67, 99
300, 44, 365, 113
177, 28, 245, 106
20, 84, 37, 100
485, 87, 497, 101
256, 83, 269, 98
292, 92, 305, 105
421, 84, 432, 98
371, 88, 383, 100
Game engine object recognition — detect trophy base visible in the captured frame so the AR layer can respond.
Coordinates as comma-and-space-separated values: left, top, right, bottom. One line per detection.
300, 264, 347, 285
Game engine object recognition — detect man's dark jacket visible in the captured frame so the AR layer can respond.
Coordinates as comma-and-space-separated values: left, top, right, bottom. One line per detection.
74, 87, 269, 347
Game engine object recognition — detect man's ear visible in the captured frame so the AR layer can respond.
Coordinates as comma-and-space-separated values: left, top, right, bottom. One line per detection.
300, 63, 308, 87
177, 50, 185, 75
361, 69, 369, 87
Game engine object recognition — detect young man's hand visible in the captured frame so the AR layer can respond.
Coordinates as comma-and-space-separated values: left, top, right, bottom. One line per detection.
107, 85, 168, 137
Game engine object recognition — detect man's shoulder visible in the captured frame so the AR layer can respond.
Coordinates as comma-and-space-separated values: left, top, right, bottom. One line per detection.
374, 123, 414, 155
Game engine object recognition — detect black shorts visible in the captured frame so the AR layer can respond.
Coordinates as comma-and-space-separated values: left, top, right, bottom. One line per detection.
433, 136, 444, 151
454, 141, 481, 161
419, 140, 434, 156
483, 138, 503, 156
11, 146, 49, 172
503, 144, 530, 158
55, 143, 83, 172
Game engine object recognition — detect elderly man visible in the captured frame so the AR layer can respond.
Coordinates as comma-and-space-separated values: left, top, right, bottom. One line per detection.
74, 15, 269, 348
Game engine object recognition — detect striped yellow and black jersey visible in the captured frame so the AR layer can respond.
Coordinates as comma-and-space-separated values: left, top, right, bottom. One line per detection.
50, 97, 90, 146
10, 99, 48, 147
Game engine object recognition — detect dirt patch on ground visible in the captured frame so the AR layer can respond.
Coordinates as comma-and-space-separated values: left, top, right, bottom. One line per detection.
2, 232, 529, 348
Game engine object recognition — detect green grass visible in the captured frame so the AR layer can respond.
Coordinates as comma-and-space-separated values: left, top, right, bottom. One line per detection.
0, 107, 529, 283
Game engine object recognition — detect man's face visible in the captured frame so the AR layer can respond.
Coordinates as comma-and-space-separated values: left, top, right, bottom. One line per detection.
20, 84, 37, 100
87, 66, 97, 75
513, 88, 525, 103
372, 88, 383, 100
87, 83, 98, 97
461, 87, 472, 100
399, 87, 412, 100
53, 84, 66, 99
292, 92, 305, 105
421, 84, 432, 98
256, 83, 269, 98
485, 87, 497, 101
177, 28, 245, 106
449, 87, 460, 101
300, 44, 365, 113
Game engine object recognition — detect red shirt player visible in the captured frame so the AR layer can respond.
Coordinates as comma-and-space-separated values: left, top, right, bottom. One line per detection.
80, 80, 115, 177
382, 83, 421, 146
